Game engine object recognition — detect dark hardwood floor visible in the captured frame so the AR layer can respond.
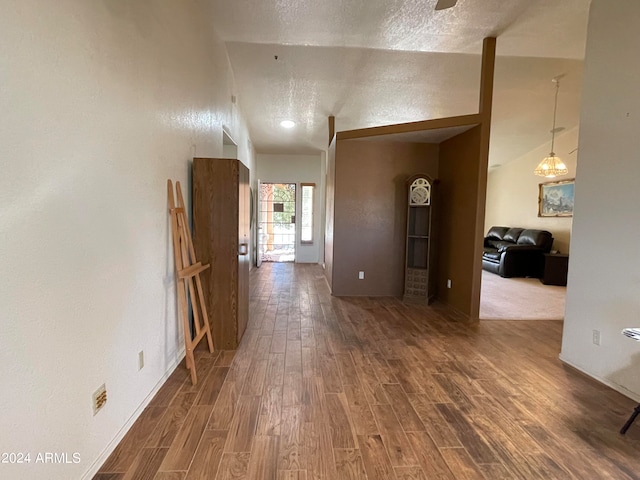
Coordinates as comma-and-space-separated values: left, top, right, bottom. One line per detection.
95, 263, 640, 479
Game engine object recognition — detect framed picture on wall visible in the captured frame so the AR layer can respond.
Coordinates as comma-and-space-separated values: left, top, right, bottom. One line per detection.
538, 179, 575, 217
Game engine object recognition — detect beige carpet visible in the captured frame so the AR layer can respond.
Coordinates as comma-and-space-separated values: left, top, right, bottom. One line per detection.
480, 270, 566, 320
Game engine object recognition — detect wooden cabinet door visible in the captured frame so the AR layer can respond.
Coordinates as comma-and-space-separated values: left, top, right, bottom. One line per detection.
237, 163, 250, 342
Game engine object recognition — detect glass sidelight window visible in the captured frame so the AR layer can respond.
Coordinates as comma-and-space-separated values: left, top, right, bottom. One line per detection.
300, 183, 315, 244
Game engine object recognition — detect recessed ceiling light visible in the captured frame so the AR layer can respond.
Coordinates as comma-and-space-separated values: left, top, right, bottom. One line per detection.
280, 120, 295, 129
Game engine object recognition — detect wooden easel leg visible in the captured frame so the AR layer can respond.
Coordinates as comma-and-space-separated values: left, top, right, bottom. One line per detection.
186, 348, 197, 385
195, 275, 214, 353
187, 277, 202, 337
177, 278, 197, 384
620, 403, 640, 434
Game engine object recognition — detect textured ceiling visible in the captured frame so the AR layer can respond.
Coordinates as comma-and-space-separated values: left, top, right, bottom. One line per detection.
206, 0, 590, 165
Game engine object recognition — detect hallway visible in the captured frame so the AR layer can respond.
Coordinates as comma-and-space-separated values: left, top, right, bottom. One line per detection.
95, 263, 640, 479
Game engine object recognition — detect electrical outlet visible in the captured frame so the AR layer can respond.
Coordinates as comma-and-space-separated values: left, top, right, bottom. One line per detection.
447, 279, 452, 289
358, 271, 365, 280
92, 384, 107, 415
592, 329, 601, 345
138, 350, 144, 370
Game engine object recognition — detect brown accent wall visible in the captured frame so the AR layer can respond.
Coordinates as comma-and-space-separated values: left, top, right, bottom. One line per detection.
331, 140, 439, 296
326, 37, 495, 313
324, 138, 336, 289
436, 126, 483, 316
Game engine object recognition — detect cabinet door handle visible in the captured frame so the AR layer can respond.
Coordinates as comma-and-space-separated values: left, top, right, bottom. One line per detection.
238, 243, 248, 256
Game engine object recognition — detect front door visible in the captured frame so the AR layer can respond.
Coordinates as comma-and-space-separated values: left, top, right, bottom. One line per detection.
259, 183, 296, 262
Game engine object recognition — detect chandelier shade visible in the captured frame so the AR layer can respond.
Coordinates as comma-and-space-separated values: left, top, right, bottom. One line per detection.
534, 154, 568, 178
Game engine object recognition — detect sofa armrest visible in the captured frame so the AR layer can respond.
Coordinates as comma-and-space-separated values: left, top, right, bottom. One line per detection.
500, 245, 546, 278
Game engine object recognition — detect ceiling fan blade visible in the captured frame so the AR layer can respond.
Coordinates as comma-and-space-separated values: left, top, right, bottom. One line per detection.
435, 0, 457, 10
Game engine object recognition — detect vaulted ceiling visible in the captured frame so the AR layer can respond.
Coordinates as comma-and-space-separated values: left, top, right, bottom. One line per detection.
206, 0, 590, 166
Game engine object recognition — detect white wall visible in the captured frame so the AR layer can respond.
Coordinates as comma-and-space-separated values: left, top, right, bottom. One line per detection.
256, 154, 326, 263
485, 127, 578, 253
0, 2, 254, 479
561, 0, 640, 402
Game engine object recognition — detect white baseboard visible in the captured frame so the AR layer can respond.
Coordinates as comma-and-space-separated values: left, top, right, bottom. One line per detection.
81, 350, 186, 480
558, 354, 640, 403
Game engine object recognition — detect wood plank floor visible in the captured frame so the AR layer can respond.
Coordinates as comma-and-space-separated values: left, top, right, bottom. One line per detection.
95, 263, 640, 480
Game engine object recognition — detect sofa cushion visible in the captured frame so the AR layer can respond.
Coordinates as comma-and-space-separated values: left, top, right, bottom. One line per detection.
493, 241, 516, 252
503, 228, 524, 243
485, 226, 509, 241
517, 229, 553, 249
483, 250, 502, 261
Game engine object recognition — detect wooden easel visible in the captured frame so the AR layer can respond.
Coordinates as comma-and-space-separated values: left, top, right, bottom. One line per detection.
168, 179, 214, 385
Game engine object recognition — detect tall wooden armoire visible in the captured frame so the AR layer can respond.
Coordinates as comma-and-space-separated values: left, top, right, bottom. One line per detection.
192, 158, 250, 349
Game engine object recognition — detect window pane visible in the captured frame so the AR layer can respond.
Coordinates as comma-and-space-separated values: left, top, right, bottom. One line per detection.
301, 184, 314, 243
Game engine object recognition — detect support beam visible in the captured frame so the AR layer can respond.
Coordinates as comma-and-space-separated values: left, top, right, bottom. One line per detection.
478, 37, 496, 118
328, 115, 335, 146
470, 36, 496, 320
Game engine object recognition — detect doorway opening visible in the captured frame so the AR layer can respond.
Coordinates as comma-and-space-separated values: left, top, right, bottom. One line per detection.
258, 183, 296, 262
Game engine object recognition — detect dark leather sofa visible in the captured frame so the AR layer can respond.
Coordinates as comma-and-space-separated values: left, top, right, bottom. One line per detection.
482, 226, 553, 278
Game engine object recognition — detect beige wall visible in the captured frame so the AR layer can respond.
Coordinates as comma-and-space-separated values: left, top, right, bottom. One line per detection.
562, 0, 640, 402
485, 127, 578, 254
0, 2, 253, 479
331, 140, 439, 296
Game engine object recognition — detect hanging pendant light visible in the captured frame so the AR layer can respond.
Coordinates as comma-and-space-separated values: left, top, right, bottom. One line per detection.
534, 77, 569, 178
